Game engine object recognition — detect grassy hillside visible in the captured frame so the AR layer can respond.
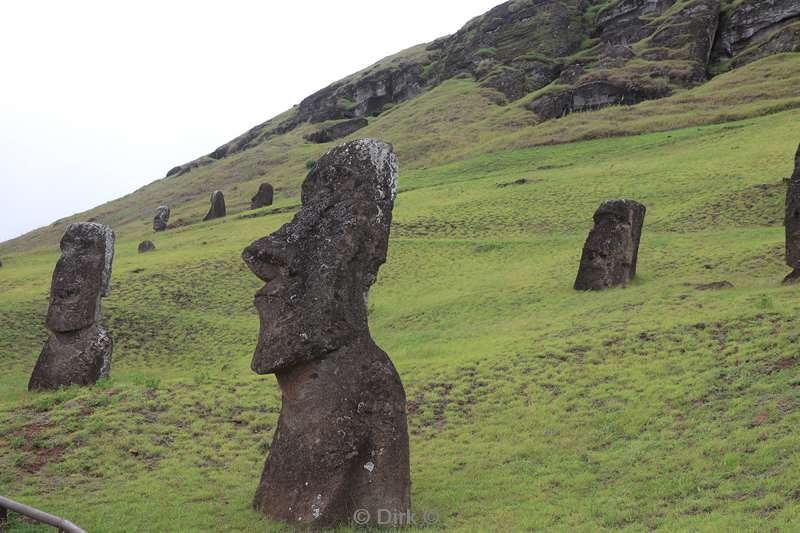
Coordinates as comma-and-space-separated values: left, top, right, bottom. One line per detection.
2, 58, 800, 530
2, 53, 799, 256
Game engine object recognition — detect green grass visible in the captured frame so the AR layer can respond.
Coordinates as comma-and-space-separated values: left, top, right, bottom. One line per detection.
2, 83, 800, 531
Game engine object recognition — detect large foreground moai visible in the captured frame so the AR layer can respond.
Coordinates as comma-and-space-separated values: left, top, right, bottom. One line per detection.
29, 223, 115, 390
250, 182, 274, 210
242, 139, 410, 528
575, 199, 646, 291
203, 190, 226, 221
784, 144, 800, 283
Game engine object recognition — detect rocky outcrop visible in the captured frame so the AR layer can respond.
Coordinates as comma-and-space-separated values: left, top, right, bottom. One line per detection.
596, 0, 676, 45
714, 0, 800, 63
250, 183, 274, 210
138, 240, 156, 253
153, 205, 170, 232
29, 223, 115, 390
304, 118, 369, 144
527, 80, 670, 120
203, 191, 226, 221
242, 139, 409, 528
575, 200, 646, 291
784, 144, 800, 283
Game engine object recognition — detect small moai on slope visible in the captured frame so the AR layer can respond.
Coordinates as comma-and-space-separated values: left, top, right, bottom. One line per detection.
784, 144, 800, 284
242, 139, 410, 528
250, 183, 274, 210
575, 199, 646, 291
138, 240, 156, 253
153, 205, 170, 231
203, 191, 226, 221
29, 223, 115, 390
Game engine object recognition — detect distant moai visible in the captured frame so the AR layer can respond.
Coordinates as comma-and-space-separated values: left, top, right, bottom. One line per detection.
153, 205, 170, 232
242, 139, 410, 528
784, 144, 800, 283
203, 191, 226, 221
138, 240, 156, 253
250, 183, 274, 210
29, 223, 115, 390
575, 199, 646, 291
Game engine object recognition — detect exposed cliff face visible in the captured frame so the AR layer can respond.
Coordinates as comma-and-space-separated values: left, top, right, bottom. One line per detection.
163, 0, 800, 177
713, 0, 800, 67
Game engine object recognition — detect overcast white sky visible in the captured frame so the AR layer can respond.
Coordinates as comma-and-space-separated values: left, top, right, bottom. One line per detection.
0, 0, 501, 243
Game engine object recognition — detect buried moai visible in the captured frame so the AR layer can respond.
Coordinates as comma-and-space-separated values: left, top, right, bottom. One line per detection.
784, 144, 800, 284
242, 139, 410, 528
250, 182, 274, 210
203, 190, 226, 221
575, 199, 646, 291
29, 223, 115, 391
153, 205, 170, 231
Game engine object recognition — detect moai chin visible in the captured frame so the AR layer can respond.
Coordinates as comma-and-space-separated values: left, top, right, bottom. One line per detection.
242, 139, 410, 528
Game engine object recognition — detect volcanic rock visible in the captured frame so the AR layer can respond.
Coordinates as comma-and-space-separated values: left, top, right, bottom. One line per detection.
242, 139, 409, 528
28, 324, 113, 391
30, 223, 115, 390
575, 200, 646, 291
45, 223, 115, 333
153, 205, 170, 231
304, 118, 369, 144
250, 183, 275, 210
138, 240, 156, 253
784, 144, 800, 283
203, 191, 226, 221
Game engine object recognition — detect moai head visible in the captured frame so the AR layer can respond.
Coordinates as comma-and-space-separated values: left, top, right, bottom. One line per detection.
46, 223, 115, 332
242, 139, 398, 374
251, 183, 274, 209
204, 191, 226, 221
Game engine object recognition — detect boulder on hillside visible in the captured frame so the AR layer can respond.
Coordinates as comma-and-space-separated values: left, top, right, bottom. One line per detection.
30, 222, 115, 390
138, 240, 156, 253
250, 183, 274, 210
304, 118, 369, 144
575, 199, 647, 291
242, 139, 409, 528
203, 191, 226, 221
153, 205, 170, 232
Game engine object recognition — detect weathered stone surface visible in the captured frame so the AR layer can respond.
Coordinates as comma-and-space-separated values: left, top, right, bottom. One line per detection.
153, 205, 170, 232
242, 139, 409, 528
527, 80, 670, 120
732, 21, 800, 67
203, 191, 226, 221
138, 240, 156, 253
45, 223, 115, 333
30, 223, 115, 391
714, 0, 800, 60
575, 200, 646, 291
28, 324, 113, 390
784, 145, 800, 282
304, 118, 369, 144
250, 183, 275, 210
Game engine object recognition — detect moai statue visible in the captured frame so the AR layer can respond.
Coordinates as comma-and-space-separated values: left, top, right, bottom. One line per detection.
784, 144, 800, 284
575, 199, 646, 291
203, 191, 226, 221
242, 139, 410, 528
250, 183, 274, 210
29, 223, 115, 390
153, 205, 170, 231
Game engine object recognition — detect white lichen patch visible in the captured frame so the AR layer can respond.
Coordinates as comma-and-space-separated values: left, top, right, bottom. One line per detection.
364, 461, 375, 473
